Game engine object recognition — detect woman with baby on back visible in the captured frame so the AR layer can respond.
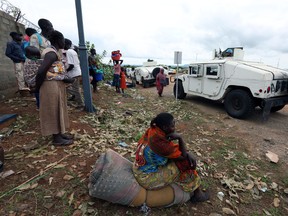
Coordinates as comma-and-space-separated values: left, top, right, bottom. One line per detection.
35, 30, 74, 146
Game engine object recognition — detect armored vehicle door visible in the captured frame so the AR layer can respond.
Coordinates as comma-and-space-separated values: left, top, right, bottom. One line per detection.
188, 65, 203, 93
202, 64, 224, 96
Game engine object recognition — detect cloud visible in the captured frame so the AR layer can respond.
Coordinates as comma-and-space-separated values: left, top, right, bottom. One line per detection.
7, 0, 288, 68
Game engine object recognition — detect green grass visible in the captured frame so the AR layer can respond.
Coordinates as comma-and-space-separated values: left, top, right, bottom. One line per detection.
231, 151, 254, 168
282, 174, 288, 187
266, 207, 283, 216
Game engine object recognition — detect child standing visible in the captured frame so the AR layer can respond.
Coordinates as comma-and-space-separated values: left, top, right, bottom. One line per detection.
120, 67, 127, 94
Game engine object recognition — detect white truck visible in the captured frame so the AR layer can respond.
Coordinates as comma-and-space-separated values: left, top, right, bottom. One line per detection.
134, 61, 169, 88
173, 47, 288, 119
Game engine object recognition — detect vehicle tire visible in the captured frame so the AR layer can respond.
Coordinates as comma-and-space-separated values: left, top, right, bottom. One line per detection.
173, 80, 186, 99
152, 67, 160, 78
141, 77, 149, 88
270, 105, 285, 113
224, 89, 255, 119
133, 73, 139, 84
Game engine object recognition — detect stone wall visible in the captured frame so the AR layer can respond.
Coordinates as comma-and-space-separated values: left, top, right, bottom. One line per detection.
0, 10, 25, 101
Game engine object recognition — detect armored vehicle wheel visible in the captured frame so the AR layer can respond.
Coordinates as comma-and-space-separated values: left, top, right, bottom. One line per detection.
152, 67, 160, 78
142, 77, 149, 88
173, 80, 186, 99
224, 89, 255, 119
270, 105, 285, 113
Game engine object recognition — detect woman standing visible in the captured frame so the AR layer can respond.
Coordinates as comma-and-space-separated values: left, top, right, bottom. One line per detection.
35, 30, 73, 146
113, 60, 123, 93
155, 68, 166, 97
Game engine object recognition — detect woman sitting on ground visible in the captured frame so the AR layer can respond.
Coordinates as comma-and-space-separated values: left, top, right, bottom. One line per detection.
133, 112, 210, 202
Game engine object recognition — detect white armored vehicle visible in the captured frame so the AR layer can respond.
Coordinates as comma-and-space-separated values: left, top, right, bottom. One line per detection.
134, 61, 169, 88
173, 47, 288, 119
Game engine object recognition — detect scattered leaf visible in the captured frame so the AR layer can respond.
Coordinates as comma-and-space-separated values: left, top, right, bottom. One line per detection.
209, 213, 222, 216
49, 177, 53, 185
56, 190, 66, 198
263, 209, 272, 216
68, 192, 74, 206
0, 170, 15, 178
63, 175, 74, 181
54, 164, 66, 169
30, 183, 38, 189
18, 184, 31, 191
273, 197, 280, 207
222, 207, 236, 215
270, 182, 278, 190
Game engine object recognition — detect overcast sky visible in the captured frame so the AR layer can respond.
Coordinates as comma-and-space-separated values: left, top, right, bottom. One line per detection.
6, 0, 288, 68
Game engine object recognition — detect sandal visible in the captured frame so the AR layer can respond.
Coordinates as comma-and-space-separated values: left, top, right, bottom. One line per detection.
53, 139, 73, 146
190, 189, 210, 203
61, 133, 74, 140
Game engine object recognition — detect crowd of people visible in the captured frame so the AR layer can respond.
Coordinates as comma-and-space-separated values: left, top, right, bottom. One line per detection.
3, 18, 209, 208
5, 19, 80, 146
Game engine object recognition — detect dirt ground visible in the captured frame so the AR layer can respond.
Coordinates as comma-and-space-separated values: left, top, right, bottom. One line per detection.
0, 81, 287, 216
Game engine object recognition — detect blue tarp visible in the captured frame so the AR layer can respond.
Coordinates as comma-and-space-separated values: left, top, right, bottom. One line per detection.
0, 114, 17, 124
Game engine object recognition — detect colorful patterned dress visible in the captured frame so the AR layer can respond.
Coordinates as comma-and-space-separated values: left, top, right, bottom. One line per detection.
132, 126, 201, 192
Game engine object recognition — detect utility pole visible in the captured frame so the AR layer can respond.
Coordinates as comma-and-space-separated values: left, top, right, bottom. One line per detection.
174, 51, 182, 102
75, 0, 95, 112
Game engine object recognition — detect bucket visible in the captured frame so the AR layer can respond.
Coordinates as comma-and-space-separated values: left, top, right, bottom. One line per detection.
95, 73, 103, 81
111, 50, 122, 61
111, 54, 121, 61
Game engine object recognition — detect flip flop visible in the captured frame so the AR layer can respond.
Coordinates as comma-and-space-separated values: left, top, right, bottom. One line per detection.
190, 190, 210, 203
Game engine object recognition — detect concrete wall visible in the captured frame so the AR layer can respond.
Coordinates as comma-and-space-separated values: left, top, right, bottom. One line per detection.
0, 10, 25, 101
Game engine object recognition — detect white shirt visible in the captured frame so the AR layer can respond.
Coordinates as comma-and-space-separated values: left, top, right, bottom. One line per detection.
65, 48, 81, 78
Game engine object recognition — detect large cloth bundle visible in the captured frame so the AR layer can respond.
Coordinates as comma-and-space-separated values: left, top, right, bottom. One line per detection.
88, 149, 140, 205
88, 149, 190, 207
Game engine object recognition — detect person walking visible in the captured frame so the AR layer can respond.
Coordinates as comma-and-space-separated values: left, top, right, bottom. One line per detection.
155, 68, 167, 97
5, 32, 29, 95
64, 38, 84, 108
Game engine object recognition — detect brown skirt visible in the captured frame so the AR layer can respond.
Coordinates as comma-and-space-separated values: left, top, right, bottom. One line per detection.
39, 80, 69, 136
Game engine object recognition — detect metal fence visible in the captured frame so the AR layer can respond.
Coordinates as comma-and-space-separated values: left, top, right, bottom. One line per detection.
0, 0, 40, 31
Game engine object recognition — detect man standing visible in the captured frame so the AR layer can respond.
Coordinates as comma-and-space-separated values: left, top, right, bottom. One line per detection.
64, 38, 84, 108
5, 32, 29, 94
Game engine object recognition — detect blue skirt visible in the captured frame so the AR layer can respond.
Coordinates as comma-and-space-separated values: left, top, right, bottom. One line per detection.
112, 74, 120, 87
